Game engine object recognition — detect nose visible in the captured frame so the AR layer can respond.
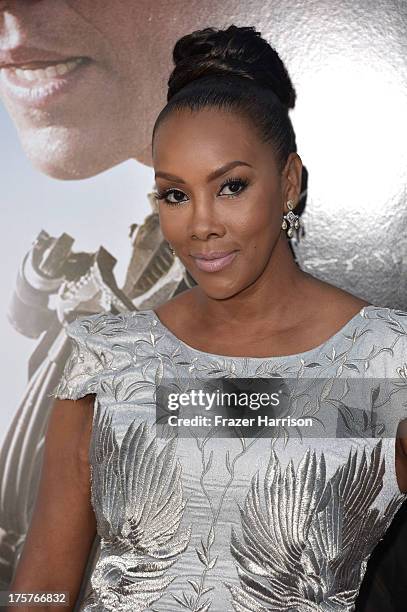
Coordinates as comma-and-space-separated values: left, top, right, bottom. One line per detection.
188, 196, 226, 242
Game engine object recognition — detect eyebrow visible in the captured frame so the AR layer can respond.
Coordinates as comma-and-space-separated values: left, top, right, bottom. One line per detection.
154, 160, 253, 184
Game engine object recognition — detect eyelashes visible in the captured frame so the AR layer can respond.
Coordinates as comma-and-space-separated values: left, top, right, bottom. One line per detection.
153, 176, 250, 207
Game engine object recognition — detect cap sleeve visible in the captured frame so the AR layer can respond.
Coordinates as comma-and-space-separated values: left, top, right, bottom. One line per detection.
51, 316, 104, 400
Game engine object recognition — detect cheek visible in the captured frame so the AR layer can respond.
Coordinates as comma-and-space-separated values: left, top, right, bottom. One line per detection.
85, 3, 152, 52
157, 207, 185, 241
232, 194, 281, 243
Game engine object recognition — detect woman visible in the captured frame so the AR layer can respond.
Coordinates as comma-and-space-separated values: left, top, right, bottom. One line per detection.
9, 25, 407, 611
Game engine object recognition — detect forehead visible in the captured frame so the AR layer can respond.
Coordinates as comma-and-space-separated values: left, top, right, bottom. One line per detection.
153, 107, 273, 170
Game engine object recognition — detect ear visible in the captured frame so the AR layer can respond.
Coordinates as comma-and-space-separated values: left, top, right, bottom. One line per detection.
282, 153, 303, 209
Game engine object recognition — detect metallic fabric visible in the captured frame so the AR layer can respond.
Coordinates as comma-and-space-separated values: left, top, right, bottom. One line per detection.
51, 305, 407, 611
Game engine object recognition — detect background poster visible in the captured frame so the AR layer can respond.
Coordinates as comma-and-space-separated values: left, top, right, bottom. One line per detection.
1, 1, 407, 609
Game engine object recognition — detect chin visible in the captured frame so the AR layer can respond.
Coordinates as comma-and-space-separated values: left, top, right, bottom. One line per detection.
28, 153, 116, 181
20, 125, 134, 180
193, 281, 242, 302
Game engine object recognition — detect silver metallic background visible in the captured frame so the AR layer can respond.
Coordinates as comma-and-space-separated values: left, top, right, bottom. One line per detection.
261, 0, 407, 308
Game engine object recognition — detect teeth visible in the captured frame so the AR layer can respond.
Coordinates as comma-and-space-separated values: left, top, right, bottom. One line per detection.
35, 68, 47, 79
11, 58, 82, 82
56, 63, 69, 76
45, 65, 58, 77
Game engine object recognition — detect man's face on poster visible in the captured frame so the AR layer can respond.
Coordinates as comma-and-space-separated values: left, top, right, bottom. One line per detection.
0, 0, 195, 179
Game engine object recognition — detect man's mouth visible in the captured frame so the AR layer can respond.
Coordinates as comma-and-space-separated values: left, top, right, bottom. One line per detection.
9, 57, 85, 82
0, 56, 91, 106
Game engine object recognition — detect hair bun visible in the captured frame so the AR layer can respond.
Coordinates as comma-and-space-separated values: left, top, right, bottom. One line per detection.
168, 25, 296, 109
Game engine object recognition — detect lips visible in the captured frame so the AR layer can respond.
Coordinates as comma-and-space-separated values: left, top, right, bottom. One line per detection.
7, 57, 86, 81
0, 44, 89, 68
191, 250, 236, 260
0, 54, 91, 106
192, 251, 238, 272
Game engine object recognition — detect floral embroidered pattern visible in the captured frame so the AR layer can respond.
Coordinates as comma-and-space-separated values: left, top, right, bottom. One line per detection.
51, 305, 407, 611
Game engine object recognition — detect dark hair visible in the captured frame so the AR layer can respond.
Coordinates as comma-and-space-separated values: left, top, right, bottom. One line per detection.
152, 25, 297, 173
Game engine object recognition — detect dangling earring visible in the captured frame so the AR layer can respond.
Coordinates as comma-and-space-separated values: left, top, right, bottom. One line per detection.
167, 242, 175, 256
281, 199, 300, 238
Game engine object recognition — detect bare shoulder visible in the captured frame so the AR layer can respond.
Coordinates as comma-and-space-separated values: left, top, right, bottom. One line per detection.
154, 289, 197, 326
155, 288, 197, 313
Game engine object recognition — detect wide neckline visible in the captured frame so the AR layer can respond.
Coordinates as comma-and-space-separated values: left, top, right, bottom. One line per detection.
144, 304, 376, 362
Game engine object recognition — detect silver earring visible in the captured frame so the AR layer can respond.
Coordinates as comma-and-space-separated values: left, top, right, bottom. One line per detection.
167, 242, 175, 256
281, 199, 300, 238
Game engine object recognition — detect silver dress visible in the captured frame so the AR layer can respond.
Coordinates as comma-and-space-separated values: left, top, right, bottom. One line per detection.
51, 304, 407, 612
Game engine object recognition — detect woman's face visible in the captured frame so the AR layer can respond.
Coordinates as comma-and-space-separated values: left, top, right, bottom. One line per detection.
152, 107, 300, 301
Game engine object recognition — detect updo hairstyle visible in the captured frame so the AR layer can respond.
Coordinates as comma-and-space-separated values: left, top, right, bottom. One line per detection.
152, 24, 297, 174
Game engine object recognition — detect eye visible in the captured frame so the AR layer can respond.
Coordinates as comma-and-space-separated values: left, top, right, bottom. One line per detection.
153, 176, 249, 207
153, 188, 188, 207
218, 177, 249, 197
